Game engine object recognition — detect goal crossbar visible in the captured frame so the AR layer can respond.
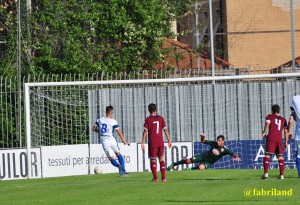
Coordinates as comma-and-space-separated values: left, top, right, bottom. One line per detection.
24, 72, 300, 87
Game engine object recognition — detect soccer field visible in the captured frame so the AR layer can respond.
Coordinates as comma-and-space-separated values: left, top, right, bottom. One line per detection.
0, 169, 299, 205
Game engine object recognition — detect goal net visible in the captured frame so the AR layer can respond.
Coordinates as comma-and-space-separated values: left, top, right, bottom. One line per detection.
25, 73, 300, 176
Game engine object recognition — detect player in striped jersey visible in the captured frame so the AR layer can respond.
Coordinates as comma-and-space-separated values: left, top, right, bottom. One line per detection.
92, 106, 130, 176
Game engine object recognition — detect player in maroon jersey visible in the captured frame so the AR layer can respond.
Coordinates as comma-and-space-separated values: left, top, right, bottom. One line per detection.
261, 104, 288, 180
141, 103, 172, 182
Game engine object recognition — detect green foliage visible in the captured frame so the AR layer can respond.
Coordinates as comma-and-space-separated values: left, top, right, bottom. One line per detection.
0, 1, 18, 76
0, 0, 193, 75
0, 78, 20, 148
0, 1, 193, 148
164, 0, 194, 19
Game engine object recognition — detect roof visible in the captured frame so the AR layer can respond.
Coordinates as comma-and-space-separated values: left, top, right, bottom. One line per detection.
154, 38, 231, 70
276, 56, 300, 68
271, 56, 300, 73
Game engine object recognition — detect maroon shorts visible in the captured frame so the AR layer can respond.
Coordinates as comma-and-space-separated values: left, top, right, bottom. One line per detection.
149, 146, 164, 159
265, 140, 284, 155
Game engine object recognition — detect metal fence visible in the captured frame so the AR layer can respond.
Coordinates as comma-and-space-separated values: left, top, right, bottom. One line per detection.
88, 80, 300, 144
1, 71, 300, 149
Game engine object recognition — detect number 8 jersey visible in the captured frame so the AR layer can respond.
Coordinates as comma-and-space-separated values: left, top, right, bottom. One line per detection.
95, 117, 119, 143
266, 113, 287, 142
144, 115, 167, 147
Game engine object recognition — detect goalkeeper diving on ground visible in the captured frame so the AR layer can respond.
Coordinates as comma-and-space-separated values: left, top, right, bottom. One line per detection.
167, 133, 241, 171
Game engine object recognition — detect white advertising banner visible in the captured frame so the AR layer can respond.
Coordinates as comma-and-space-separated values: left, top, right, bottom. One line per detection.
3, 142, 189, 180
0, 148, 41, 180
89, 143, 137, 174
41, 144, 89, 177
137, 142, 193, 172
41, 143, 138, 177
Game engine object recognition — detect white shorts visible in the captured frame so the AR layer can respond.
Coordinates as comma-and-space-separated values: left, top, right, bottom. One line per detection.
102, 139, 120, 158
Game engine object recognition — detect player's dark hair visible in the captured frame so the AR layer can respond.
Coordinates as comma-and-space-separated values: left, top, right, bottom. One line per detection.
106, 105, 114, 114
217, 135, 225, 141
272, 104, 280, 114
148, 103, 157, 113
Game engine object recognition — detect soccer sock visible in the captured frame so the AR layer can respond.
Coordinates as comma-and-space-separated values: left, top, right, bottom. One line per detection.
263, 157, 270, 174
117, 154, 125, 171
278, 159, 284, 176
160, 161, 166, 179
191, 166, 199, 170
150, 161, 158, 180
296, 157, 300, 176
173, 159, 186, 166
110, 159, 119, 168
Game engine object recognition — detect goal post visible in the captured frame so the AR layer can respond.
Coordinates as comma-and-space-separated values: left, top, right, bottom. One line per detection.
25, 73, 300, 178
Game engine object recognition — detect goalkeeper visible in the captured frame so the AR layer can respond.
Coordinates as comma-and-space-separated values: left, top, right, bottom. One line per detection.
167, 133, 241, 171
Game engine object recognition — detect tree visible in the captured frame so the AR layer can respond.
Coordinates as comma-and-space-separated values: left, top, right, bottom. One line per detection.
0, 0, 193, 75
0, 0, 18, 76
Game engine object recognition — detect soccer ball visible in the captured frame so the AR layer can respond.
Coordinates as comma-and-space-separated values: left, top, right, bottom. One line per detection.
94, 166, 103, 174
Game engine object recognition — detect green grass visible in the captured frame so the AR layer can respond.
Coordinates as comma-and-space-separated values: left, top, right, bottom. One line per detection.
0, 169, 299, 205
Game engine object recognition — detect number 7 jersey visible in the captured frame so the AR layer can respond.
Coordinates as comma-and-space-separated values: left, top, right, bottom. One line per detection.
266, 113, 287, 142
144, 115, 167, 147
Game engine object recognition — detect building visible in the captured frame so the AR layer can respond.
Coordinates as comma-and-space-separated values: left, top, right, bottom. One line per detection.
155, 38, 230, 71
177, 0, 300, 72
271, 56, 300, 73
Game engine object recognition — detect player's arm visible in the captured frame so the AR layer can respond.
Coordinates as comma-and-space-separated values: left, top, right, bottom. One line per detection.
287, 108, 296, 135
200, 133, 206, 142
262, 121, 270, 140
141, 129, 148, 151
288, 113, 295, 132
283, 119, 289, 150
284, 127, 289, 150
115, 128, 129, 146
287, 114, 294, 140
291, 109, 297, 122
227, 149, 241, 161
231, 153, 241, 161
163, 128, 172, 148
92, 124, 99, 133
141, 119, 149, 151
200, 133, 216, 146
